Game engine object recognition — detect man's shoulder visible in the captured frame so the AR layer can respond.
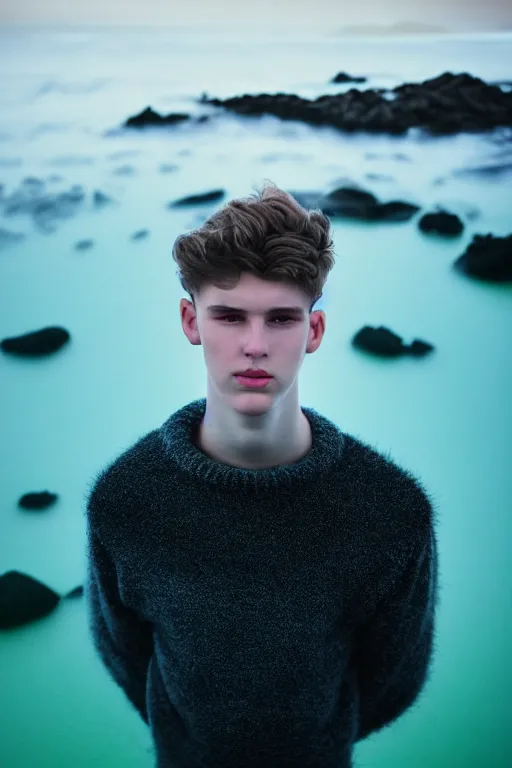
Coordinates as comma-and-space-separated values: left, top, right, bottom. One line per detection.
341, 433, 438, 609
343, 431, 438, 531
83, 426, 165, 527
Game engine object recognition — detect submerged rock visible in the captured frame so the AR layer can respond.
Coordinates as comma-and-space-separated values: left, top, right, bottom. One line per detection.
1, 181, 86, 231
159, 163, 179, 173
75, 239, 94, 251
131, 229, 150, 240
93, 190, 115, 207
20, 176, 45, 193
364, 173, 395, 182
452, 161, 512, 178
112, 164, 136, 175
0, 228, 25, 248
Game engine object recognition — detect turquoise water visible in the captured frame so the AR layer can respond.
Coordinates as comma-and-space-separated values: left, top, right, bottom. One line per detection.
0, 25, 511, 768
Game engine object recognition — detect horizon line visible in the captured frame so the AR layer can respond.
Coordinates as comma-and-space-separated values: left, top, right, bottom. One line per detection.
1, 21, 511, 32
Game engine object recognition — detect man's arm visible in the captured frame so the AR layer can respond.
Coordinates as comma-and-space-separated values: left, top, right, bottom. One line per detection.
354, 525, 439, 742
85, 523, 154, 724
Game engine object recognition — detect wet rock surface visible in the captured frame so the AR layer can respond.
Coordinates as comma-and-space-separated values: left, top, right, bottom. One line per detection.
352, 326, 435, 357
18, 491, 58, 511
290, 186, 420, 222
454, 233, 512, 282
167, 189, 226, 207
0, 571, 82, 630
199, 72, 512, 135
124, 107, 211, 129
1, 326, 71, 356
418, 210, 465, 236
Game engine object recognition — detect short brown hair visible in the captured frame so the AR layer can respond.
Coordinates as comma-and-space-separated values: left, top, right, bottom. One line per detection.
172, 180, 335, 313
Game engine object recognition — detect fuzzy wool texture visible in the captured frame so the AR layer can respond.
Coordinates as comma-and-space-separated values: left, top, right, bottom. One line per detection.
84, 398, 439, 768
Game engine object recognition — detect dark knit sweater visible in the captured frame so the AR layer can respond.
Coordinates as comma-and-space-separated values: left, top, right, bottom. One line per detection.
84, 397, 439, 768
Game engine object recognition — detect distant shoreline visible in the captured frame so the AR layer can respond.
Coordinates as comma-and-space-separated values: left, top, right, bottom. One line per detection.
1, 22, 511, 32
0, 22, 512, 44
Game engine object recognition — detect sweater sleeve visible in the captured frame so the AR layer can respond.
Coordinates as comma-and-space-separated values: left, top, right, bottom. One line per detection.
354, 525, 438, 742
85, 523, 154, 724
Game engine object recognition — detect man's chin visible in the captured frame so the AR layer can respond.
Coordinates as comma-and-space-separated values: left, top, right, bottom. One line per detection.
230, 390, 275, 412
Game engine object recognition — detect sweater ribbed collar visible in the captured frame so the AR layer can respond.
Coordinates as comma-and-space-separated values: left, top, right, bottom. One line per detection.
159, 398, 346, 493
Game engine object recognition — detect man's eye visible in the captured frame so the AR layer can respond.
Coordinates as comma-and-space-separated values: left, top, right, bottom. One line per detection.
217, 315, 293, 324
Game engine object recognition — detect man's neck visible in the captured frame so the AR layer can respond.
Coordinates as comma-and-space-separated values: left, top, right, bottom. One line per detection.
195, 409, 312, 470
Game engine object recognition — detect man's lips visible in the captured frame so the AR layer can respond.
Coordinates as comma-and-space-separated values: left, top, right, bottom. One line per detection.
235, 371, 272, 378
234, 374, 273, 387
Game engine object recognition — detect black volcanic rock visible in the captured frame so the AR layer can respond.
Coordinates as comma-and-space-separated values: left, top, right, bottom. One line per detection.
168, 189, 226, 207
0, 571, 61, 630
124, 107, 210, 129
125, 107, 191, 127
370, 200, 420, 222
200, 72, 512, 136
352, 326, 435, 357
19, 491, 58, 511
290, 186, 420, 222
454, 233, 512, 282
419, 209, 464, 236
0, 571, 85, 629
1, 326, 70, 356
66, 586, 84, 599
331, 72, 367, 84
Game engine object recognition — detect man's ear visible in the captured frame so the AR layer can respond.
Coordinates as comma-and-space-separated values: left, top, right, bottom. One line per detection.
180, 298, 201, 345
306, 310, 326, 354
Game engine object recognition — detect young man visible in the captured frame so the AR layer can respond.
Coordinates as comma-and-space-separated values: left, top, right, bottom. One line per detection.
179, 272, 322, 471
85, 183, 439, 768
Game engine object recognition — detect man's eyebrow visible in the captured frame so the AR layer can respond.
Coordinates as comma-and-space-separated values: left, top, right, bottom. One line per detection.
206, 305, 305, 314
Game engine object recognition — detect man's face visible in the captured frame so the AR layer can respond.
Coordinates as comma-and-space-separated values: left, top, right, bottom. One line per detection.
180, 273, 325, 413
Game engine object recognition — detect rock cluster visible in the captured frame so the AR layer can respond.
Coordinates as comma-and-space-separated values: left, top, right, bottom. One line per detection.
198, 72, 512, 135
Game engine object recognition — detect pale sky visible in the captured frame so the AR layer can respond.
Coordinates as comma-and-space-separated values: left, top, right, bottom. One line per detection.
1, 0, 512, 31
